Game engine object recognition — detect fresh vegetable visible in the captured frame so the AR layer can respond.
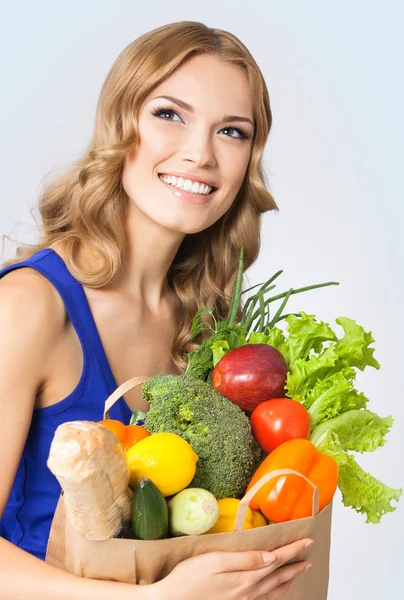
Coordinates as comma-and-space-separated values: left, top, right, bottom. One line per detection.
98, 419, 150, 450
246, 438, 339, 522
131, 477, 168, 540
47, 421, 132, 540
168, 488, 219, 536
313, 418, 403, 524
204, 497, 268, 533
211, 344, 288, 413
98, 419, 128, 445
205, 498, 254, 533
139, 374, 262, 499
265, 312, 402, 523
250, 398, 311, 453
187, 245, 401, 524
126, 432, 198, 496
186, 248, 338, 382
124, 425, 150, 450
251, 510, 268, 528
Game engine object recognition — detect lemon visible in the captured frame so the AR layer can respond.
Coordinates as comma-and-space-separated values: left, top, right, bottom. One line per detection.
126, 432, 198, 496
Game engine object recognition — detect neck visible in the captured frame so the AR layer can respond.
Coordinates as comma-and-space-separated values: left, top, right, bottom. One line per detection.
110, 201, 186, 312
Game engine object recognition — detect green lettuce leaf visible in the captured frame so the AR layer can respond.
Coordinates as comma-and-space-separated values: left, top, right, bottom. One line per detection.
211, 340, 230, 366
264, 326, 290, 364
284, 312, 337, 362
338, 455, 402, 524
285, 314, 380, 408
286, 346, 339, 401
314, 430, 402, 524
311, 409, 393, 452
303, 366, 358, 406
306, 371, 369, 428
333, 317, 381, 371
314, 430, 349, 466
247, 331, 270, 344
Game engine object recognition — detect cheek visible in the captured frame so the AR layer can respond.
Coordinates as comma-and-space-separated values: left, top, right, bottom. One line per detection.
221, 153, 250, 208
217, 143, 250, 188
231, 151, 251, 187
136, 119, 179, 163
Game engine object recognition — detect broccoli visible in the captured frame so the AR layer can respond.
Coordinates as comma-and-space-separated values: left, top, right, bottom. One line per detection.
141, 373, 263, 500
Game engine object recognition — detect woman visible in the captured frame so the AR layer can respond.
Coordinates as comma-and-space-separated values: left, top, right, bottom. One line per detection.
0, 21, 313, 599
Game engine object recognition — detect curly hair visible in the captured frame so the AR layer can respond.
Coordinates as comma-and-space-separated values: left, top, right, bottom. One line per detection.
1, 21, 278, 372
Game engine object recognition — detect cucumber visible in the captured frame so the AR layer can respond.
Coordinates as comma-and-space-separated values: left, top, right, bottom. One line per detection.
131, 477, 168, 540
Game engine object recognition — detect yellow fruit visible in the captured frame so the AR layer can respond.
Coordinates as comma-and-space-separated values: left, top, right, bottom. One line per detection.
206, 498, 253, 533
126, 432, 198, 496
217, 498, 253, 521
251, 510, 267, 528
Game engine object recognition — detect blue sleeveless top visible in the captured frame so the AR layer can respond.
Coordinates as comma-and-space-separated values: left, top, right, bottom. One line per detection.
0, 248, 133, 560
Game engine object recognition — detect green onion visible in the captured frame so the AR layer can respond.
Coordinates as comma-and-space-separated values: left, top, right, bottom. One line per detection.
226, 248, 245, 325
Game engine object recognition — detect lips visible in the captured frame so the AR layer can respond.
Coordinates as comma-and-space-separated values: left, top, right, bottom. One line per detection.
158, 174, 216, 204
158, 172, 218, 190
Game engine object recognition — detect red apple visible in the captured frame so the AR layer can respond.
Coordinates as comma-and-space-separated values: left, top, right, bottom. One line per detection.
212, 344, 288, 413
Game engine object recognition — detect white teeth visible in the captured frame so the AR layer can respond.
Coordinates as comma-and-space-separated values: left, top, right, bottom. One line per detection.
159, 174, 213, 195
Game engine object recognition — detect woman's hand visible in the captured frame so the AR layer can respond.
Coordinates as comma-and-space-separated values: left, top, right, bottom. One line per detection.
151, 537, 313, 600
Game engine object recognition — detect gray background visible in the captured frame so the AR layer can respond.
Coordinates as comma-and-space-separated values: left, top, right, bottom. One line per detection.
1, 1, 403, 597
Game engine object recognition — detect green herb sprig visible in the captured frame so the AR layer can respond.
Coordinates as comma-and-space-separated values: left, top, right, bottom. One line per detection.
185, 248, 339, 380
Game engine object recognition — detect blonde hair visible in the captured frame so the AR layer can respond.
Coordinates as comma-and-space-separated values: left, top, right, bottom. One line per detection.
2, 21, 278, 372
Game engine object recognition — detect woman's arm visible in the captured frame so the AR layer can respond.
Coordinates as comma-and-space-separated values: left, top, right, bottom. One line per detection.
0, 270, 150, 600
0, 537, 152, 600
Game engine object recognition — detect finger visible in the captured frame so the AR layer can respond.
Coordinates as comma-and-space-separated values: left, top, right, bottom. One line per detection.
246, 556, 308, 590
210, 550, 278, 573
210, 537, 312, 574
261, 578, 295, 600
263, 537, 313, 571
235, 537, 312, 584
254, 560, 312, 598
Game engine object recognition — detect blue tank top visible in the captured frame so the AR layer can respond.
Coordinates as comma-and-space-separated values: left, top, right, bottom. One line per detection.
0, 248, 133, 560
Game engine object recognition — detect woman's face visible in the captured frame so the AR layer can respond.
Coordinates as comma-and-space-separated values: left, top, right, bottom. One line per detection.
122, 54, 255, 235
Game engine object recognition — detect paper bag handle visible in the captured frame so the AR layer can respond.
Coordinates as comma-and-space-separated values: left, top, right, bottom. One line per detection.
233, 468, 319, 532
103, 376, 150, 419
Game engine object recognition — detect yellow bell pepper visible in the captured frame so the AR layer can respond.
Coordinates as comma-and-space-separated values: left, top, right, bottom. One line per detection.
206, 498, 267, 533
251, 510, 267, 528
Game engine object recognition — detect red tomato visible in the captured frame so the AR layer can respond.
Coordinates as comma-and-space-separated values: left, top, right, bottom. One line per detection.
250, 398, 311, 453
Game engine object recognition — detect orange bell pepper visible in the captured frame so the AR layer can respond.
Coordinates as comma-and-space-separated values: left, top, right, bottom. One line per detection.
98, 420, 150, 450
246, 438, 338, 522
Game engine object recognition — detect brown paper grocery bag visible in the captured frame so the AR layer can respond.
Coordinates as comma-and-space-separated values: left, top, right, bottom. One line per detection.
46, 376, 333, 598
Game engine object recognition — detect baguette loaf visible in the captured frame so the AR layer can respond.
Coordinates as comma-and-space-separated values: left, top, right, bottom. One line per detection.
47, 421, 132, 540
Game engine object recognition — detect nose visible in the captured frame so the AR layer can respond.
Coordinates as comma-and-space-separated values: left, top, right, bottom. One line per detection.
180, 129, 217, 169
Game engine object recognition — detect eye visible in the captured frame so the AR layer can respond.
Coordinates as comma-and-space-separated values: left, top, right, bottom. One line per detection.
219, 126, 250, 140
152, 107, 183, 122
152, 107, 251, 140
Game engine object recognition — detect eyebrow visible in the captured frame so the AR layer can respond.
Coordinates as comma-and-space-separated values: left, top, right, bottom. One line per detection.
152, 95, 255, 128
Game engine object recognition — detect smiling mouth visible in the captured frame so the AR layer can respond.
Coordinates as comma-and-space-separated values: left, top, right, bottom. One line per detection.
158, 174, 218, 195
159, 177, 217, 205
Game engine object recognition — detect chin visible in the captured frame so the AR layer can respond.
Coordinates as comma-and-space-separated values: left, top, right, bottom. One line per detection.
165, 219, 213, 236
131, 199, 219, 235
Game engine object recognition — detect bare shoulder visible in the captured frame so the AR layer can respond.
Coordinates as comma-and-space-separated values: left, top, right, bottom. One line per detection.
0, 266, 67, 337
0, 266, 70, 516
